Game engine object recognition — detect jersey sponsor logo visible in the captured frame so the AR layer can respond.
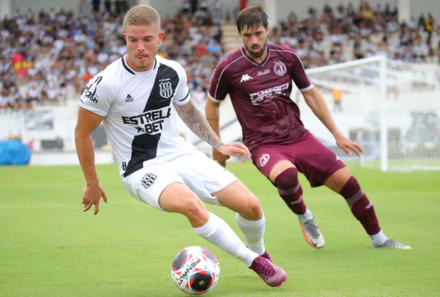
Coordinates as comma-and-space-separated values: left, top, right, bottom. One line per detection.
259, 154, 270, 167
257, 69, 271, 76
249, 82, 289, 105
83, 76, 102, 103
125, 94, 134, 102
274, 61, 287, 76
121, 106, 171, 135
123, 63, 179, 178
141, 173, 157, 189
240, 74, 253, 82
159, 81, 173, 98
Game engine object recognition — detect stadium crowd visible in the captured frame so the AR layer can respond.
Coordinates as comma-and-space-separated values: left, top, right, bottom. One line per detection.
268, 2, 439, 68
0, 0, 439, 112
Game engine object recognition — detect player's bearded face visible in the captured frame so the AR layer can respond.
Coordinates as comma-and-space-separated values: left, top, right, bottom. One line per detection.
246, 40, 267, 58
123, 24, 164, 71
241, 25, 269, 58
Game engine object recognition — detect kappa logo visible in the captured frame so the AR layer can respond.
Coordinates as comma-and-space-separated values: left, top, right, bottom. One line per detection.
259, 154, 270, 167
159, 81, 173, 98
125, 94, 134, 102
141, 173, 157, 189
240, 74, 253, 82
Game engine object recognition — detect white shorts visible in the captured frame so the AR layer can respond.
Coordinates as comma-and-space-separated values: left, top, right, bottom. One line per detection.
122, 151, 238, 211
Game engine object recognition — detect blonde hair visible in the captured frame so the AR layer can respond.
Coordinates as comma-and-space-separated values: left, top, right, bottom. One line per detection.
123, 4, 161, 32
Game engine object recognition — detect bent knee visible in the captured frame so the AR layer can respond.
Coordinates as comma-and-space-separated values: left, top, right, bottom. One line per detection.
180, 197, 207, 219
275, 167, 299, 190
239, 194, 262, 219
326, 167, 352, 192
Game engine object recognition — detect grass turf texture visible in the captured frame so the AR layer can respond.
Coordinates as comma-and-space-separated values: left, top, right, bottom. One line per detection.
1, 162, 439, 297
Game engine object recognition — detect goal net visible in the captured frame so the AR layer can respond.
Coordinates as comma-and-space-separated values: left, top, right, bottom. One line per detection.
302, 56, 440, 172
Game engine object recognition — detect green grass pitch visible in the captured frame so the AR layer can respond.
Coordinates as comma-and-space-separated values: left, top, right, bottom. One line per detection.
1, 162, 439, 297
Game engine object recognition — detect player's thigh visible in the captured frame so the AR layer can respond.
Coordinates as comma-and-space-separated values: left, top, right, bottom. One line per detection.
175, 151, 238, 207
293, 134, 346, 187
158, 182, 209, 225
252, 144, 294, 183
122, 166, 183, 211
212, 180, 262, 220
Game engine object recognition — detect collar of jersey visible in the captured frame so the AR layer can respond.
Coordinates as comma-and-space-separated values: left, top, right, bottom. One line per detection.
240, 47, 271, 67
121, 55, 157, 75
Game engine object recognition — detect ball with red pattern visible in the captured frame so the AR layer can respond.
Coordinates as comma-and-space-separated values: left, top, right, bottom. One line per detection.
171, 246, 220, 295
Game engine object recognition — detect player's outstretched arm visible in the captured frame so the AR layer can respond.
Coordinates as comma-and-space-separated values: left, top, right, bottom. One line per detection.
174, 100, 251, 162
175, 99, 223, 150
74, 107, 108, 215
205, 99, 230, 167
302, 87, 363, 156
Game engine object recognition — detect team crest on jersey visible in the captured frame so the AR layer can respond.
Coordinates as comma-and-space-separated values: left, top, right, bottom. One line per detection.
141, 173, 157, 189
273, 61, 287, 76
159, 81, 173, 99
259, 154, 270, 167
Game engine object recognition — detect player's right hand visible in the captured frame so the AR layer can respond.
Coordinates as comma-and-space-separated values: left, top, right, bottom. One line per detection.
81, 184, 108, 215
213, 149, 230, 167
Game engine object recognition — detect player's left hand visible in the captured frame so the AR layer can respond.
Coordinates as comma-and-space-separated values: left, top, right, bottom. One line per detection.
335, 135, 363, 156
218, 142, 252, 164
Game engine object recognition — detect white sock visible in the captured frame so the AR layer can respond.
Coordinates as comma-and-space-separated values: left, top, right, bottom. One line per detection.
370, 230, 387, 246
297, 208, 314, 223
193, 212, 259, 267
236, 213, 266, 255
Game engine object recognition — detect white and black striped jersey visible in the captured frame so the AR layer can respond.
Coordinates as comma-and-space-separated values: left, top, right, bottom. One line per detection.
79, 55, 196, 178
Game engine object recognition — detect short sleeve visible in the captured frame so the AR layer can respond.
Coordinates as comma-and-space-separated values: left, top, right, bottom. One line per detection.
288, 52, 314, 92
208, 58, 230, 102
172, 62, 191, 106
79, 74, 114, 116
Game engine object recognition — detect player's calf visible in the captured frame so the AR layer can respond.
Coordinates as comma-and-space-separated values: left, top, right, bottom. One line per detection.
337, 175, 412, 249
237, 213, 266, 256
339, 176, 381, 236
338, 175, 391, 247
215, 181, 268, 256
275, 167, 325, 248
275, 167, 307, 215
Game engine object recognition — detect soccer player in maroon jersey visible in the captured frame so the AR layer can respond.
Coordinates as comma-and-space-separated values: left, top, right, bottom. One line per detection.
206, 4, 410, 249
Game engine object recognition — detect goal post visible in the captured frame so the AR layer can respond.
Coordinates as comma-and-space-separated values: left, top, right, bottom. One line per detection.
379, 56, 388, 172
190, 55, 440, 172
303, 55, 440, 172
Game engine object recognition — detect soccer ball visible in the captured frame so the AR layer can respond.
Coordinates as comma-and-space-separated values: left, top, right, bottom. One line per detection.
171, 246, 220, 295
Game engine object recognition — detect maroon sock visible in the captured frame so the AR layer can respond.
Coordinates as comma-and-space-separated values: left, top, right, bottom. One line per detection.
339, 176, 381, 235
275, 167, 307, 215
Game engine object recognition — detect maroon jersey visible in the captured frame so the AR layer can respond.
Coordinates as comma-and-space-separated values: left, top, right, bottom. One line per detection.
208, 44, 313, 151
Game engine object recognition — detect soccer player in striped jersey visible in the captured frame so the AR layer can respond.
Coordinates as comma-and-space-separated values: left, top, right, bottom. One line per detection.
75, 4, 287, 287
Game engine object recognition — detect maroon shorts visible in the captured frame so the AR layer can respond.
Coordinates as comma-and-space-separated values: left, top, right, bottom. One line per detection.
251, 131, 345, 187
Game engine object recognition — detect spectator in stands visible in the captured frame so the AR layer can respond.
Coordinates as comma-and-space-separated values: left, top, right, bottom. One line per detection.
0, 0, 439, 114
